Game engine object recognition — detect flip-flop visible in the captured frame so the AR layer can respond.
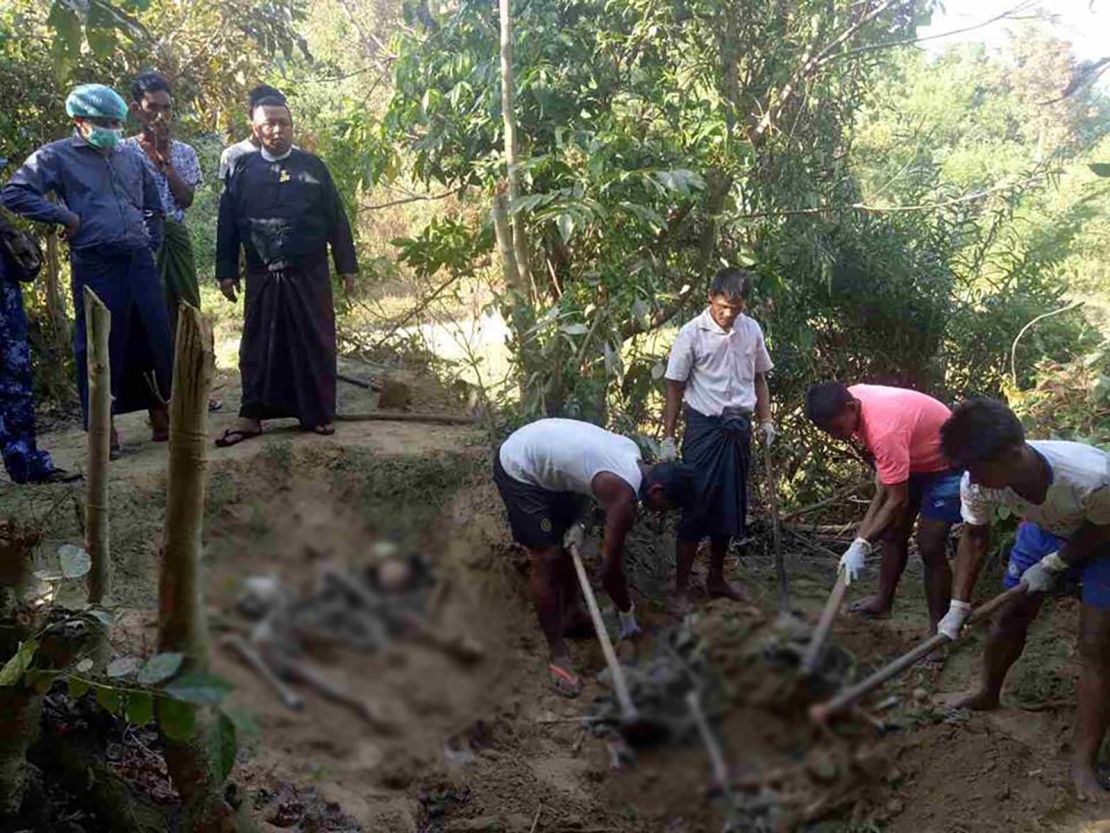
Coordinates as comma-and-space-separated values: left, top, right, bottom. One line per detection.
215, 427, 262, 448
305, 424, 335, 436
549, 663, 582, 699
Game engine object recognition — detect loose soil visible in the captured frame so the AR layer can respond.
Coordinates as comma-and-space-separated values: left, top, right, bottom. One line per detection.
2, 359, 1109, 832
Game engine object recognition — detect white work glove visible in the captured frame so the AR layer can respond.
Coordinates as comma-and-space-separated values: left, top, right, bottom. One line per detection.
938, 600, 972, 640
1020, 551, 1069, 594
563, 523, 585, 551
617, 603, 641, 640
659, 437, 678, 462
759, 420, 777, 446
839, 537, 873, 585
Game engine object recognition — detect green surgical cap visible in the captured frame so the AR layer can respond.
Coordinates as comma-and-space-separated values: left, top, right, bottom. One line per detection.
65, 84, 128, 121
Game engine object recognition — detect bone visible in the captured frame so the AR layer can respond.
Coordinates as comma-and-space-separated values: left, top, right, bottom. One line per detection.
274, 655, 391, 731
221, 635, 304, 711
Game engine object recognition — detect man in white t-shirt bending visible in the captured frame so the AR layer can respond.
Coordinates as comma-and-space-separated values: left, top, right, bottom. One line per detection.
494, 418, 699, 697
935, 398, 1110, 800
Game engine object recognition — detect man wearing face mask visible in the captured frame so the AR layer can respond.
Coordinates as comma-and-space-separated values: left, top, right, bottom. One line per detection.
2, 84, 173, 456
214, 96, 358, 446
121, 72, 202, 343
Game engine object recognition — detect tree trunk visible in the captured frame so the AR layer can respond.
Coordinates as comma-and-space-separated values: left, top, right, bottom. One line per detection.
155, 305, 232, 833
83, 288, 111, 605
498, 0, 533, 295
44, 229, 68, 349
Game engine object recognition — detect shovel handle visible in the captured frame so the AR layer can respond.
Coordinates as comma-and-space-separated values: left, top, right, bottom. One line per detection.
813, 584, 1029, 720
568, 544, 638, 720
801, 569, 849, 673
763, 444, 789, 613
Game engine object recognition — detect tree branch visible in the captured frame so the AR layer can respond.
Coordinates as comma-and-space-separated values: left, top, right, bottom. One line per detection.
358, 187, 463, 213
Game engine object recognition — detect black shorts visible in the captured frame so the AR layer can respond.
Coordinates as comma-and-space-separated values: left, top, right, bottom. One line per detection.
493, 451, 587, 550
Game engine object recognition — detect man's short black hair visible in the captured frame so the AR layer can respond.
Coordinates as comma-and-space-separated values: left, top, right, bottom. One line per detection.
805, 382, 854, 426
645, 461, 700, 509
709, 267, 754, 301
248, 84, 286, 114
131, 71, 171, 103
941, 398, 1025, 469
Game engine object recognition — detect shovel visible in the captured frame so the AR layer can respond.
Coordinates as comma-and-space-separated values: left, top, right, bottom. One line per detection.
800, 568, 849, 675
810, 584, 1028, 723
568, 543, 669, 745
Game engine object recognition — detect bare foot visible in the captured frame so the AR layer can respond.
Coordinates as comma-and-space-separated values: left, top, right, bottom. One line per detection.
1072, 759, 1107, 802
847, 595, 892, 619
548, 657, 582, 698
935, 688, 1000, 711
706, 578, 751, 603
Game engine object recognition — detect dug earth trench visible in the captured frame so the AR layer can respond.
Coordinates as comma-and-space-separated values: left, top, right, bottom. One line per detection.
2, 365, 1108, 831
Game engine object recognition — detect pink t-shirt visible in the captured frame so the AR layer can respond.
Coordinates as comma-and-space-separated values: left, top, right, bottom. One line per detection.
849, 384, 952, 485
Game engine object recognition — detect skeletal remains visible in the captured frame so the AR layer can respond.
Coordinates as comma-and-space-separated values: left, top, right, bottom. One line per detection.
222, 555, 482, 725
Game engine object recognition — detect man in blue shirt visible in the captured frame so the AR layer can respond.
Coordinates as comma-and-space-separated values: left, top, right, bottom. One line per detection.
0, 162, 77, 484
2, 84, 174, 455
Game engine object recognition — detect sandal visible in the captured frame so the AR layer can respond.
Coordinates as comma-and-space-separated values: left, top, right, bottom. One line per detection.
215, 426, 263, 448
549, 663, 582, 699
304, 424, 335, 436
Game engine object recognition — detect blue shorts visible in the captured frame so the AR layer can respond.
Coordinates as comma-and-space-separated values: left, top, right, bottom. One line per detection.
1003, 522, 1110, 610
908, 469, 963, 524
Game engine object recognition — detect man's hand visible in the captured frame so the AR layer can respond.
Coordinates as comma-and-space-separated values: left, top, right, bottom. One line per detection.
219, 278, 240, 303
759, 420, 777, 446
61, 214, 80, 241
563, 522, 585, 552
659, 437, 678, 462
839, 537, 872, 585
938, 599, 972, 640
341, 273, 357, 296
1020, 551, 1069, 594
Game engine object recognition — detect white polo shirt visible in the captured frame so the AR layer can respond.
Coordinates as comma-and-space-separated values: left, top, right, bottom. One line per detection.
960, 440, 1110, 537
499, 418, 643, 496
664, 309, 773, 416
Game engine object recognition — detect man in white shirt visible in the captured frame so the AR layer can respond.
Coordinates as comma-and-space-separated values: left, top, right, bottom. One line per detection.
935, 398, 1110, 800
494, 418, 698, 697
660, 268, 774, 608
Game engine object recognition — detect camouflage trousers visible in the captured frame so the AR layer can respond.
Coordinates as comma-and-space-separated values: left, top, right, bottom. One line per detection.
0, 280, 53, 483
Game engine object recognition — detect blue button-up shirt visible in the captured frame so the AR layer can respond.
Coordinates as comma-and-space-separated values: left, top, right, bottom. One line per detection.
1, 132, 163, 252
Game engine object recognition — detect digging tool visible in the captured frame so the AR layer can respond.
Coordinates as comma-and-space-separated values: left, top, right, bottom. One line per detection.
686, 689, 732, 797
762, 443, 789, 613
800, 569, 849, 675
568, 543, 668, 744
221, 635, 304, 711
337, 372, 381, 391
810, 584, 1028, 723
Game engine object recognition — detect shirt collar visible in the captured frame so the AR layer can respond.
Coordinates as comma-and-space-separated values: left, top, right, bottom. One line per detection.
696, 307, 737, 335
261, 147, 293, 162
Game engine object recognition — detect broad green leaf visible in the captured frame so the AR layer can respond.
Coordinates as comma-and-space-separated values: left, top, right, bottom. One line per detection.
158, 696, 196, 742
68, 676, 91, 699
95, 685, 122, 714
1088, 163, 1110, 177
0, 640, 38, 687
217, 712, 238, 781
222, 705, 260, 738
164, 672, 233, 705
58, 545, 91, 579
138, 652, 184, 686
87, 608, 114, 627
125, 691, 154, 727
556, 213, 575, 243
107, 656, 140, 679
560, 323, 589, 336
26, 670, 60, 694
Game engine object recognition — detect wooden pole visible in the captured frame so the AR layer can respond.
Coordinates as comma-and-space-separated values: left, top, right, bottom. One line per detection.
83, 287, 111, 605
762, 444, 788, 612
157, 304, 214, 669
811, 584, 1028, 722
801, 570, 848, 674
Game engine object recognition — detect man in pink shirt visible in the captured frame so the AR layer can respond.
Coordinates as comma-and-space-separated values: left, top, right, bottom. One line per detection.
804, 382, 963, 629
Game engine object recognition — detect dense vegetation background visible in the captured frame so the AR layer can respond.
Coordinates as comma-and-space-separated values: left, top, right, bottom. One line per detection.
2, 0, 1108, 505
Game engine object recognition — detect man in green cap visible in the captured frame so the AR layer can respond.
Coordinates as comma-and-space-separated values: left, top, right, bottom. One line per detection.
2, 83, 174, 456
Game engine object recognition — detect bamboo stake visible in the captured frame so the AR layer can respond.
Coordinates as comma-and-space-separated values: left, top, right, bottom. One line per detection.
498, 0, 533, 292
811, 584, 1028, 722
157, 304, 214, 668
84, 288, 111, 605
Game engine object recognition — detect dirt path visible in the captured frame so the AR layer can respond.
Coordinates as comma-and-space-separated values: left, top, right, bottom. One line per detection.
2, 363, 1109, 831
